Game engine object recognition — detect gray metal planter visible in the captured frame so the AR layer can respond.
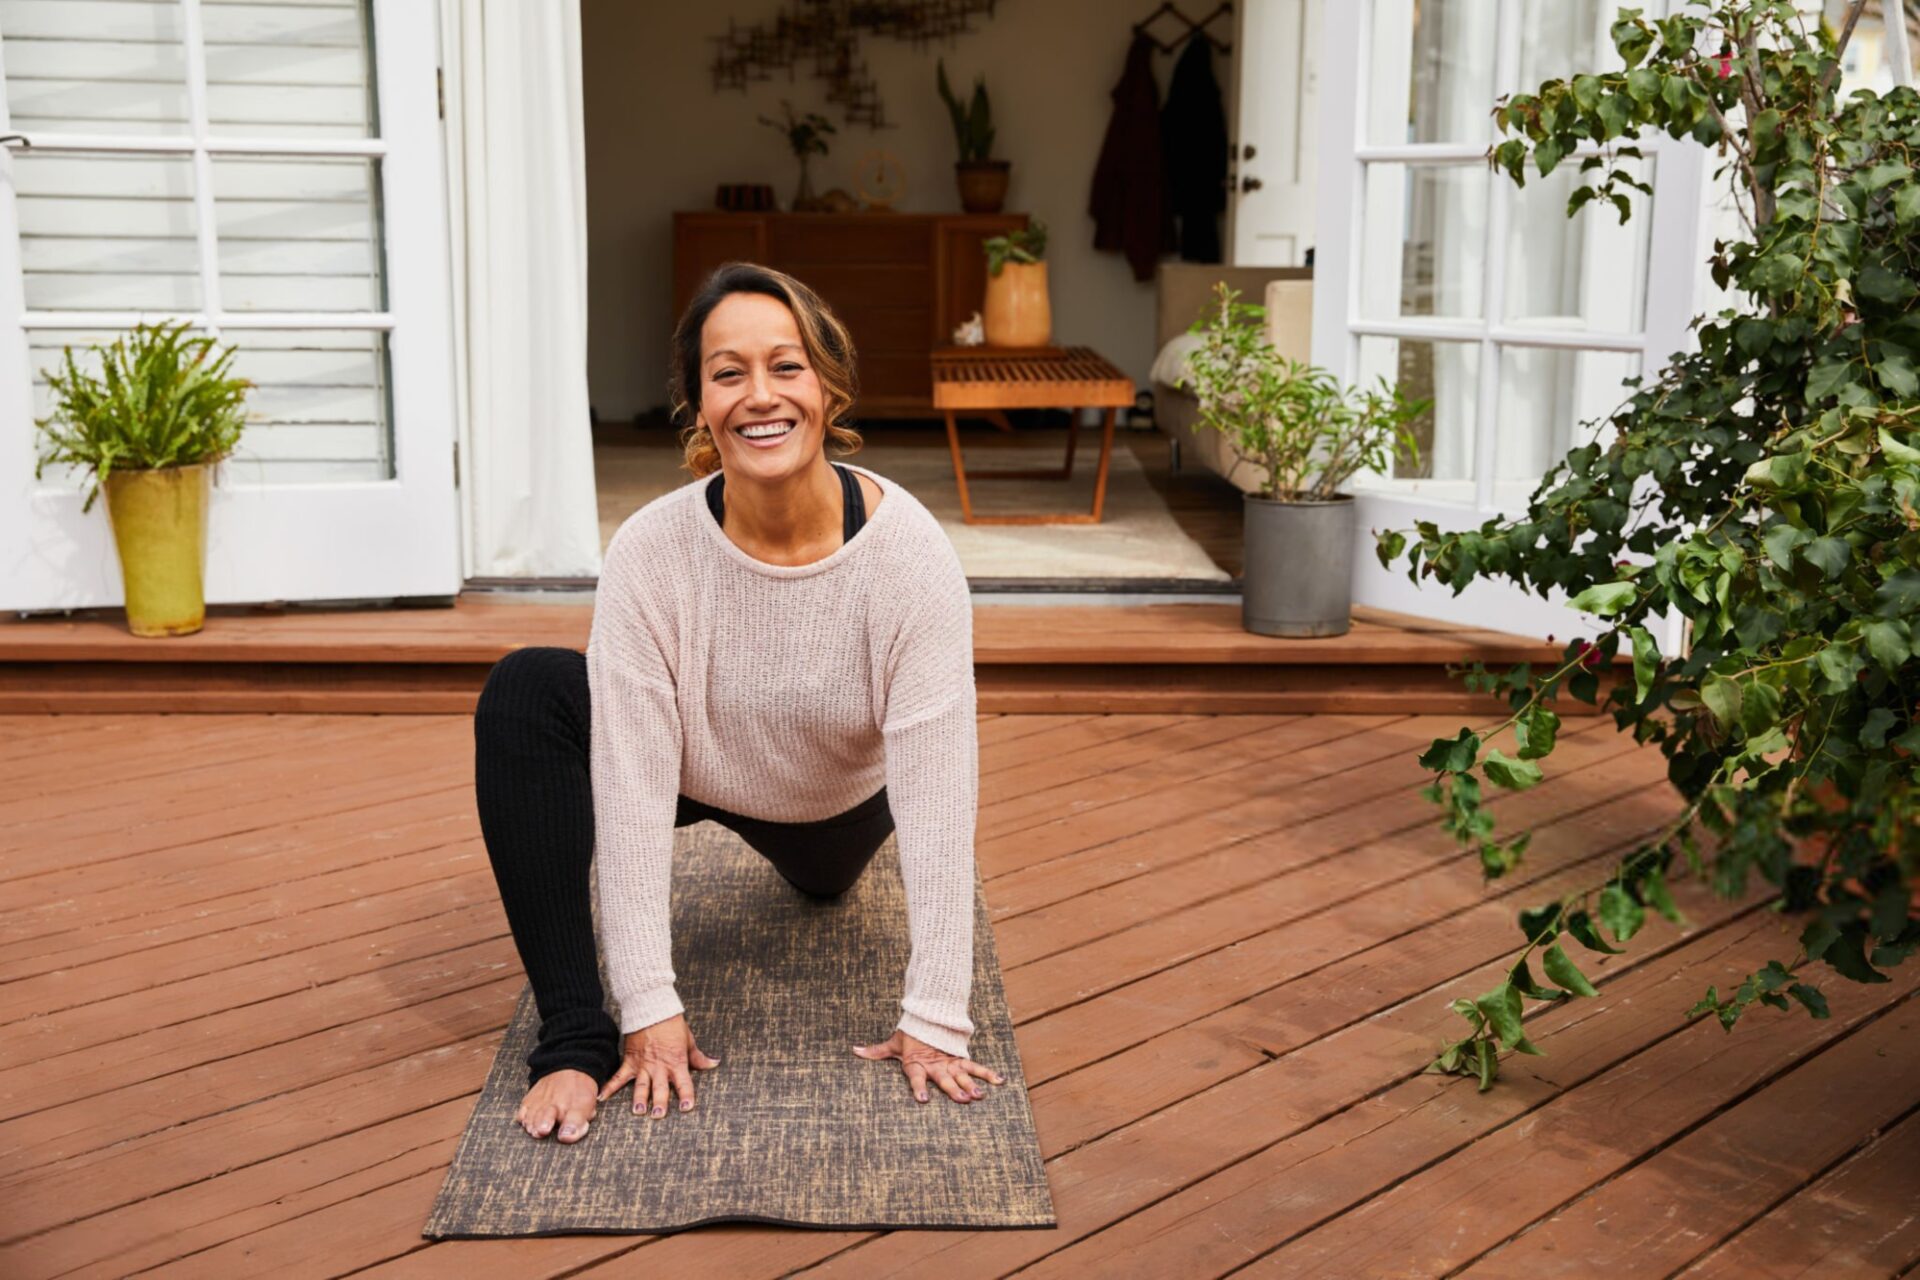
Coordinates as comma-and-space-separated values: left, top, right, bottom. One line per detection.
1241, 492, 1355, 637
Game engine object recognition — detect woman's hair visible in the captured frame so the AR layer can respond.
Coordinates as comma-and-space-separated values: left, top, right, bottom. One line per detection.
669, 262, 861, 478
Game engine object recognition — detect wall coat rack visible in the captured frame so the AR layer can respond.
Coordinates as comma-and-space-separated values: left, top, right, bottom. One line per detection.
1132, 1, 1233, 54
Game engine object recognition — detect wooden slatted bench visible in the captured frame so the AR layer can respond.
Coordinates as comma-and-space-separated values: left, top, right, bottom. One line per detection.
930, 345, 1136, 525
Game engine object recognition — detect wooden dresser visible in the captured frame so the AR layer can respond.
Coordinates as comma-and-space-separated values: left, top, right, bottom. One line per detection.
672, 211, 1028, 416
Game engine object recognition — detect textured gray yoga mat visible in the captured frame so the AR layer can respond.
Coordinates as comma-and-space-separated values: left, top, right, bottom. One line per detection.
422, 819, 1056, 1237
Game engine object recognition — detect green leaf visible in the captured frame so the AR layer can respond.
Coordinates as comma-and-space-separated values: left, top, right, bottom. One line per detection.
1825, 924, 1891, 984
1642, 868, 1686, 925
1861, 618, 1911, 673
1630, 626, 1660, 703
1420, 727, 1481, 774
1512, 956, 1567, 1001
1787, 982, 1830, 1018
1878, 354, 1920, 399
1519, 904, 1562, 944
1567, 909, 1626, 954
1873, 570, 1920, 618
1474, 1037, 1496, 1092
1542, 941, 1601, 997
1483, 748, 1544, 791
1802, 536, 1850, 579
1376, 529, 1407, 569
1858, 263, 1917, 304
1882, 427, 1920, 466
1569, 581, 1638, 617
1762, 523, 1808, 570
1701, 674, 1744, 732
1599, 883, 1646, 942
1475, 982, 1526, 1050
1515, 703, 1561, 759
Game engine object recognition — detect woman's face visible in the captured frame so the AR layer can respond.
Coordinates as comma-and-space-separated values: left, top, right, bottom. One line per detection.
696, 292, 827, 482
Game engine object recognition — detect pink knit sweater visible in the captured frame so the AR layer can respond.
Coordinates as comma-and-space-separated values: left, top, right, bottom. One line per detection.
586, 461, 980, 1056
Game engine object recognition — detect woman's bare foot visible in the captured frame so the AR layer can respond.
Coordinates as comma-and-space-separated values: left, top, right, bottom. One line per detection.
516, 1068, 600, 1142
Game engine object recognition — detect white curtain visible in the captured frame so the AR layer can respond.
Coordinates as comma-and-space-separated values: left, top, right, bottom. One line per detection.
440, 0, 603, 578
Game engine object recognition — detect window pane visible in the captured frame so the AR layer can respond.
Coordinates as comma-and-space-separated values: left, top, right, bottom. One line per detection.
201, 0, 377, 139
14, 151, 200, 311
1357, 335, 1481, 481
1366, 0, 1500, 146
213, 155, 386, 312
221, 329, 393, 483
27, 326, 393, 486
1503, 156, 1654, 334
1360, 163, 1488, 320
1495, 346, 1638, 484
0, 0, 191, 136
1515, 0, 1627, 91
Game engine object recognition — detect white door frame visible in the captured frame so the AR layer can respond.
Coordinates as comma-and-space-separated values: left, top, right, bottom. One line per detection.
1311, 0, 1705, 640
0, 0, 461, 612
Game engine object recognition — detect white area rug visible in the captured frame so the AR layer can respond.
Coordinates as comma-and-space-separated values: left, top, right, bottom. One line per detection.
595, 431, 1231, 582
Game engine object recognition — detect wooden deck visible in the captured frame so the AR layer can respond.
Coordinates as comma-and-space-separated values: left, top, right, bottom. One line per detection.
0, 596, 1612, 716
2, 708, 1915, 1278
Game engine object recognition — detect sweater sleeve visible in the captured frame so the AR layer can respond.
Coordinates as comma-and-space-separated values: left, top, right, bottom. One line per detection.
881, 563, 980, 1058
586, 531, 688, 1036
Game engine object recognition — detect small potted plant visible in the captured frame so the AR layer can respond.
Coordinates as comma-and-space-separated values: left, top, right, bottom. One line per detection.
937, 59, 1007, 213
1180, 283, 1428, 637
32, 320, 251, 637
758, 99, 835, 212
981, 220, 1050, 348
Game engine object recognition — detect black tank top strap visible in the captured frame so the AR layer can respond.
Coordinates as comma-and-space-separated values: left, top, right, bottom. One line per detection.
704, 464, 868, 541
836, 462, 867, 540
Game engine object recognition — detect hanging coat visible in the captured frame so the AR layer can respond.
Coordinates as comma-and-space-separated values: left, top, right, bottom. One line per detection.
1161, 31, 1229, 263
1089, 32, 1172, 283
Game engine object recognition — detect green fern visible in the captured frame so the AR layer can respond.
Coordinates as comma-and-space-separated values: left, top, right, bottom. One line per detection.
32, 320, 252, 513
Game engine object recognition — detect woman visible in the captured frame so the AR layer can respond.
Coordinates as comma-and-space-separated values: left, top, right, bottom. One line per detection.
473, 262, 1002, 1145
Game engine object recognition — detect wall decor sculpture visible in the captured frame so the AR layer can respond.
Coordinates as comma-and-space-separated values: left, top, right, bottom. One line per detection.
710, 0, 1000, 129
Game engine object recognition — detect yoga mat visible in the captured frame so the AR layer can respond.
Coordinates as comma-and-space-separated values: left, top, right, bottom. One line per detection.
422, 819, 1056, 1237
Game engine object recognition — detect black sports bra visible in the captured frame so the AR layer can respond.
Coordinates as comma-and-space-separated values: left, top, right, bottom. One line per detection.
706, 462, 868, 544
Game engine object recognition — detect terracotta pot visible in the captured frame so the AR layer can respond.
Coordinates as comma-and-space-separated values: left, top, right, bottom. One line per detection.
955, 160, 1010, 213
983, 260, 1051, 347
102, 461, 212, 637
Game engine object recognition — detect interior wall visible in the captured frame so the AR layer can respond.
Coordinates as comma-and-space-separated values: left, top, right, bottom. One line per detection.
581, 0, 1227, 420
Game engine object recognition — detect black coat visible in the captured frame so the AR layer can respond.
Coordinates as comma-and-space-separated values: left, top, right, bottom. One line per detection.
1089, 32, 1173, 282
1161, 32, 1229, 263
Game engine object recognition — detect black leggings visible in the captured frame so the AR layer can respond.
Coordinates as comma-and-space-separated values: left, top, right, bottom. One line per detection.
472, 646, 896, 1087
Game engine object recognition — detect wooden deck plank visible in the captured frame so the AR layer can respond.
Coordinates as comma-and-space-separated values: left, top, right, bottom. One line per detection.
0, 706, 1902, 1279
0, 718, 388, 812
1013, 907, 1800, 1280
1243, 986, 1920, 1277
1679, 1106, 1920, 1279
1457, 1001, 1920, 1277
985, 715, 1625, 922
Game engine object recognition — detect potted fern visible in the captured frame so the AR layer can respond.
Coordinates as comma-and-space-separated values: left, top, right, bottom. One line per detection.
32, 320, 251, 637
937, 59, 1007, 213
982, 220, 1050, 347
1181, 283, 1428, 636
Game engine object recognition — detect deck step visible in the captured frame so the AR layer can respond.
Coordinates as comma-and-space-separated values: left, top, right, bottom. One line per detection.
0, 596, 1606, 714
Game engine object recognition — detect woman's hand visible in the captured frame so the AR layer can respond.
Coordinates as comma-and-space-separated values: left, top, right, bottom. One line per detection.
598, 1013, 721, 1118
852, 1029, 1003, 1104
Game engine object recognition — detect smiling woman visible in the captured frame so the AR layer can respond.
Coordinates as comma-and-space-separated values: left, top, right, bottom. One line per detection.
471, 260, 995, 1149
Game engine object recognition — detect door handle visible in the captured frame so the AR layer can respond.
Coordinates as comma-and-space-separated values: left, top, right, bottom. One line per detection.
1241, 175, 1264, 193
0, 134, 30, 149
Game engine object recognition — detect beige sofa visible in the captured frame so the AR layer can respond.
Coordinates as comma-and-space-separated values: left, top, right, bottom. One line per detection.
1152, 263, 1314, 495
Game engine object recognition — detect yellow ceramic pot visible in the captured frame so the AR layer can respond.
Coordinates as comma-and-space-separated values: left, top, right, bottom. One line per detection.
102, 462, 212, 637
983, 260, 1052, 347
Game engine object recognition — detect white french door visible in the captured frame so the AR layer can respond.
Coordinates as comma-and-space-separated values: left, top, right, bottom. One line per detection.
1311, 0, 1706, 638
0, 0, 460, 612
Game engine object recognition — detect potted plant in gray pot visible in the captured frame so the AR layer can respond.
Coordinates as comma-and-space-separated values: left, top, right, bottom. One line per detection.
1180, 282, 1428, 637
